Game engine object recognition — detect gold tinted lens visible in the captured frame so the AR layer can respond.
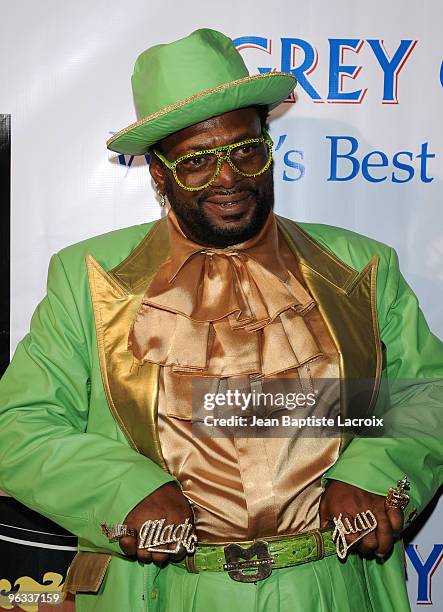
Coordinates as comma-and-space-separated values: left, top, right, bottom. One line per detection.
230, 141, 270, 175
176, 153, 218, 188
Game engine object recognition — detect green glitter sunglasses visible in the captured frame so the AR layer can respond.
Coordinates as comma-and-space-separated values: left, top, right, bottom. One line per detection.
152, 129, 274, 191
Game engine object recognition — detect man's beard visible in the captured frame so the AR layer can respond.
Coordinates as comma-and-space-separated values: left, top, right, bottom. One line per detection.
164, 171, 275, 247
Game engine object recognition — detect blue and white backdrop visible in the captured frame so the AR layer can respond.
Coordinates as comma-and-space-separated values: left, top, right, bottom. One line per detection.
1, 1, 442, 609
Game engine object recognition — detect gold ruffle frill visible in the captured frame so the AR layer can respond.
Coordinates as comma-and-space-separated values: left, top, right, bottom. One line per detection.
128, 209, 324, 416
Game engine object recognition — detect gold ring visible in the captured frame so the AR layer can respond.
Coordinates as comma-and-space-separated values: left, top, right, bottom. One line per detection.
100, 523, 137, 542
385, 476, 410, 511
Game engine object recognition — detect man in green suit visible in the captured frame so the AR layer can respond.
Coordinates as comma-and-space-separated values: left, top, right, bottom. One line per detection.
0, 29, 441, 612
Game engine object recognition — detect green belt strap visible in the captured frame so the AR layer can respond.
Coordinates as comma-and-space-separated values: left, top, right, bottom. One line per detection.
178, 527, 336, 573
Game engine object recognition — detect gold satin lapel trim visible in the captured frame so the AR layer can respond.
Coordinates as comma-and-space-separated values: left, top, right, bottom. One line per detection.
63, 551, 111, 593
276, 217, 383, 448
86, 217, 171, 469
110, 217, 171, 293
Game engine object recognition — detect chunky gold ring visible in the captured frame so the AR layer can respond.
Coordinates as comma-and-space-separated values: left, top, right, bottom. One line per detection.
385, 476, 410, 512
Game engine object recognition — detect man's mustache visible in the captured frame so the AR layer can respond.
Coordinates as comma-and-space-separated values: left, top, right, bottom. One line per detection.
197, 186, 257, 204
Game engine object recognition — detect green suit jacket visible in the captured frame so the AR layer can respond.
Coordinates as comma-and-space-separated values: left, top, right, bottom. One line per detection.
0, 215, 441, 611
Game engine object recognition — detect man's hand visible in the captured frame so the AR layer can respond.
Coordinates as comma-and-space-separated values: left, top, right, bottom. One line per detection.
118, 481, 194, 565
319, 480, 404, 558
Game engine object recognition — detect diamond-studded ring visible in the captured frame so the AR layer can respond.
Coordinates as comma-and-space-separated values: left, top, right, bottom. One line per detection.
100, 523, 137, 542
385, 476, 410, 512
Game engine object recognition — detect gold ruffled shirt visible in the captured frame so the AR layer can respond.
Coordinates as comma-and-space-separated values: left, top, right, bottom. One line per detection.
128, 209, 341, 541
129, 209, 323, 379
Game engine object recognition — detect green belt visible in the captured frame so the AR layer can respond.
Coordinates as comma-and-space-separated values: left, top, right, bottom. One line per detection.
177, 527, 336, 583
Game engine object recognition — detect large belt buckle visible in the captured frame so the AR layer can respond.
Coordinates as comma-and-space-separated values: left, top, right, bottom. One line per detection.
223, 540, 273, 582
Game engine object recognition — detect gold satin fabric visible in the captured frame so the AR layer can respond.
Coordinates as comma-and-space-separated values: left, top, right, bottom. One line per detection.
129, 209, 322, 377
129, 209, 341, 542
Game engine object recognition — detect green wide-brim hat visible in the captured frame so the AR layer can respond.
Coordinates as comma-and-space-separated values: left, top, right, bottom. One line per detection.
106, 28, 296, 155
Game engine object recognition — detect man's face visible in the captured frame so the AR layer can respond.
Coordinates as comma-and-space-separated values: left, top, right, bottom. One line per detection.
149, 107, 274, 247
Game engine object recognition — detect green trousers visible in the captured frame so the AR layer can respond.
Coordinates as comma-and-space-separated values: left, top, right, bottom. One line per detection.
76, 543, 411, 612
